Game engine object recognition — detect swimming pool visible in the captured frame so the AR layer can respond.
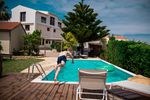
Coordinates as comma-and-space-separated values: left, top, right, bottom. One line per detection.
43, 60, 133, 83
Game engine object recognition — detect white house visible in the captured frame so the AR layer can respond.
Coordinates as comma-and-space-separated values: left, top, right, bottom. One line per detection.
11, 5, 63, 48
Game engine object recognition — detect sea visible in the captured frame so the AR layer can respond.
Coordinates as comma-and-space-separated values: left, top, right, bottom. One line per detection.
120, 34, 150, 45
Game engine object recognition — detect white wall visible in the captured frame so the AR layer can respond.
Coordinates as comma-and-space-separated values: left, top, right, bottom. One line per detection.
11, 25, 26, 53
22, 23, 35, 34
36, 24, 62, 40
11, 5, 36, 24
35, 12, 62, 28
0, 32, 10, 54
11, 5, 36, 34
35, 12, 63, 40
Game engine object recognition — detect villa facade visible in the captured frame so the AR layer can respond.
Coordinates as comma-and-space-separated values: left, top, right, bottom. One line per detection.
11, 5, 63, 48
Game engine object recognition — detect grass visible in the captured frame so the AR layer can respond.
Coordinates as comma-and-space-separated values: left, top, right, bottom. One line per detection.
2, 58, 44, 73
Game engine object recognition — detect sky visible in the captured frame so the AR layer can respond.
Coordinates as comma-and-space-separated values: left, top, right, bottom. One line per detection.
5, 0, 150, 34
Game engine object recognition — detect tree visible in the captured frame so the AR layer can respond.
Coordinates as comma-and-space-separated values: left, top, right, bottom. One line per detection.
24, 30, 41, 55
50, 41, 61, 52
62, 0, 109, 53
0, 0, 10, 21
62, 32, 79, 50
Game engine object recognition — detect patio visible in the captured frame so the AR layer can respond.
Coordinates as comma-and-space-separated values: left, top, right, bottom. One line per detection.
0, 73, 77, 100
0, 73, 149, 100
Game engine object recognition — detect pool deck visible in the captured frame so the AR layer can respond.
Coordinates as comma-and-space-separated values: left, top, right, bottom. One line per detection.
0, 73, 78, 100
0, 73, 149, 100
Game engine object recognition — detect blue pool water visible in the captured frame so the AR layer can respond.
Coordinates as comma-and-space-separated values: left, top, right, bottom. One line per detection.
43, 60, 133, 83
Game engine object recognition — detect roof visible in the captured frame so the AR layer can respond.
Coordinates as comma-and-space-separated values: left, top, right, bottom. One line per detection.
114, 36, 127, 40
0, 22, 20, 31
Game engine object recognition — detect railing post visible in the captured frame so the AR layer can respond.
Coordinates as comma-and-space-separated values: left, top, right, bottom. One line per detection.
27, 63, 47, 80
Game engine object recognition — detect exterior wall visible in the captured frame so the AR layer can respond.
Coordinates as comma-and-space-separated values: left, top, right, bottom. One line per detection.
36, 12, 48, 27
11, 5, 36, 34
10, 25, 26, 53
35, 12, 63, 40
0, 32, 10, 54
36, 24, 62, 40
22, 23, 35, 34
36, 23, 51, 39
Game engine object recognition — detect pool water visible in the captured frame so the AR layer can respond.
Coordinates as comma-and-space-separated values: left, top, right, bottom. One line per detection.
43, 60, 133, 83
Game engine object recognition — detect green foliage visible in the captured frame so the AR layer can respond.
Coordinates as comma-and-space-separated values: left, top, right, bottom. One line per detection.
62, 32, 79, 50
106, 40, 150, 77
0, 0, 10, 21
126, 43, 150, 76
24, 30, 41, 55
62, 0, 109, 51
50, 41, 61, 52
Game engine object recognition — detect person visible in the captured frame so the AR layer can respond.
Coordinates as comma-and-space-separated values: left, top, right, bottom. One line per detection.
54, 48, 74, 83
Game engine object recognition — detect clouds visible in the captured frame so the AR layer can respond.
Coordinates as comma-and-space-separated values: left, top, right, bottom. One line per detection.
5, 0, 150, 34
86, 0, 150, 34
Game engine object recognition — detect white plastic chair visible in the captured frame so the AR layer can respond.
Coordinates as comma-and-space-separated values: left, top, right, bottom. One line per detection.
76, 69, 108, 100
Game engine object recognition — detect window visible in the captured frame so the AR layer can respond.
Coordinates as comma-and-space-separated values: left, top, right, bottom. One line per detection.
46, 40, 49, 44
25, 25, 30, 31
53, 29, 56, 32
47, 28, 50, 31
50, 17, 55, 26
41, 16, 46, 23
42, 39, 44, 45
46, 40, 50, 44
58, 22, 62, 28
20, 12, 26, 22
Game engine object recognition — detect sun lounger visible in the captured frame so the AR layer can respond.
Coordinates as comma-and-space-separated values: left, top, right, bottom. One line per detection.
110, 80, 150, 95
76, 69, 108, 100
80, 54, 88, 59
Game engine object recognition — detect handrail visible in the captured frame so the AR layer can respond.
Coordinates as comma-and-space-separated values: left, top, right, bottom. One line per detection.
27, 63, 48, 80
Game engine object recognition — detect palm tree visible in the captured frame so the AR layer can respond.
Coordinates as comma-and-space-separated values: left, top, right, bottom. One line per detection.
0, 0, 10, 21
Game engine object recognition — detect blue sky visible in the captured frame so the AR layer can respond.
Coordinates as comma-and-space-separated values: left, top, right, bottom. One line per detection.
5, 0, 150, 34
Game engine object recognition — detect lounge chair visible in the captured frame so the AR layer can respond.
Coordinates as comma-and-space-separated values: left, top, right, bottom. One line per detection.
80, 54, 88, 59
110, 80, 150, 95
76, 69, 108, 100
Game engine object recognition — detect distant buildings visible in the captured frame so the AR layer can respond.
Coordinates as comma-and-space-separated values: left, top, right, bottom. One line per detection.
0, 22, 26, 55
11, 5, 63, 48
114, 35, 128, 41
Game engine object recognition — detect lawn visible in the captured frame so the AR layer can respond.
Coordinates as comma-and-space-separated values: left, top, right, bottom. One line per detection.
2, 58, 44, 73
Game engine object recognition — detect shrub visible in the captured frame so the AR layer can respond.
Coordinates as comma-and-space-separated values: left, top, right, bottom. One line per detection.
24, 30, 41, 55
106, 40, 150, 77
50, 41, 61, 52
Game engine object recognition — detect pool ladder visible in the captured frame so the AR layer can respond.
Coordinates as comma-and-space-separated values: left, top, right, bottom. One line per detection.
27, 63, 47, 80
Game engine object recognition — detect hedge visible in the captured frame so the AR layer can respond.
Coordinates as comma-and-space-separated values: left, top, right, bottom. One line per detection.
106, 40, 150, 77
